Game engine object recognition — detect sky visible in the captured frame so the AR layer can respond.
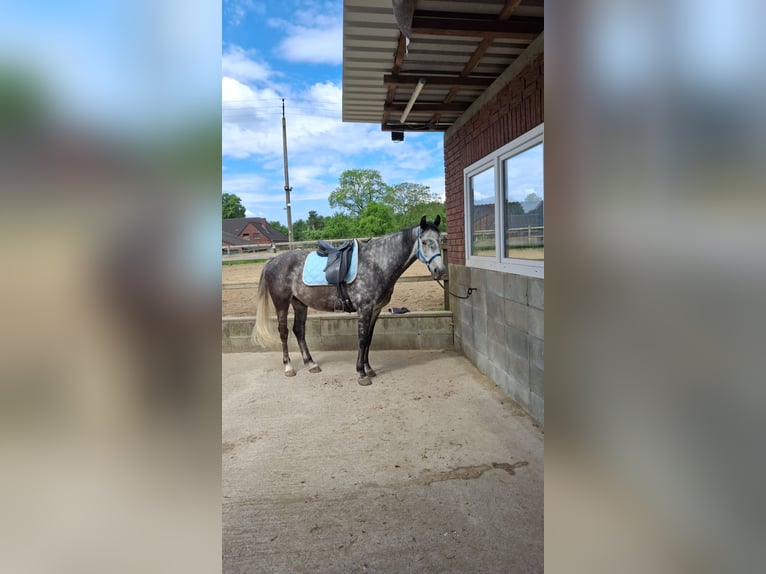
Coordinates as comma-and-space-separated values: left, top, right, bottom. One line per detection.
222, 0, 446, 225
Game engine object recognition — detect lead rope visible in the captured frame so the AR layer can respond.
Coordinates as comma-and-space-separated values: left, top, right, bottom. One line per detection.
417, 227, 477, 300
435, 278, 477, 300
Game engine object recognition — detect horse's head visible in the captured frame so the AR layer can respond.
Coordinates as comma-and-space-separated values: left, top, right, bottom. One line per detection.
417, 215, 446, 280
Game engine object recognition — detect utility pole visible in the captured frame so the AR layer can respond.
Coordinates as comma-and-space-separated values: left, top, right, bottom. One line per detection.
281, 98, 293, 246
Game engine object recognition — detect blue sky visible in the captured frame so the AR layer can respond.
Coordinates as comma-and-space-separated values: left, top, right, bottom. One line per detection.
222, 0, 446, 225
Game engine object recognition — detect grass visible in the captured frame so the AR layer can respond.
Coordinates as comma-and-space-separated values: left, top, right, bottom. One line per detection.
222, 260, 266, 267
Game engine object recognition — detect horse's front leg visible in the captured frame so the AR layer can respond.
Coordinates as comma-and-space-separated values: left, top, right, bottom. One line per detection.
356, 309, 374, 385
362, 310, 382, 378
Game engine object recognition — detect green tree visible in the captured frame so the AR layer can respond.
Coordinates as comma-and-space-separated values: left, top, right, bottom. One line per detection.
508, 201, 525, 215
357, 202, 397, 236
328, 169, 388, 217
319, 213, 355, 239
222, 193, 245, 219
525, 192, 542, 204
292, 219, 308, 241
398, 200, 447, 230
385, 182, 437, 216
306, 210, 325, 231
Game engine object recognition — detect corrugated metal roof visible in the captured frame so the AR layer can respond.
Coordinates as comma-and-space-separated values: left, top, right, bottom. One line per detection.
342, 0, 544, 132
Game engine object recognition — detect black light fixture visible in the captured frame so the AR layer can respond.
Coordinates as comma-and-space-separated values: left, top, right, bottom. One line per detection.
391, 131, 404, 142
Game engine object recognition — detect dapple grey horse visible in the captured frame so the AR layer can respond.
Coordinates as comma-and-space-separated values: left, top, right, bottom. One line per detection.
253, 216, 445, 384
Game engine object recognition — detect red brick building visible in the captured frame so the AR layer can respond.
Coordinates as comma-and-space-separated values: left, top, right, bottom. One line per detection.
222, 218, 288, 252
342, 0, 544, 423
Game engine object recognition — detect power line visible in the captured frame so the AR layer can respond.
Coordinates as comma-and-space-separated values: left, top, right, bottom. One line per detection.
223, 102, 340, 111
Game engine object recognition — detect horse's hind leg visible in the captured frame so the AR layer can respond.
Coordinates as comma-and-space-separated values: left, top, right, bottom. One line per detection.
275, 304, 296, 377
356, 307, 376, 385
292, 299, 321, 373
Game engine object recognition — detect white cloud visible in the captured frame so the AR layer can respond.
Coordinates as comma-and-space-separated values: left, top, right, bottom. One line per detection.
419, 175, 447, 202
222, 62, 388, 163
276, 24, 343, 64
268, 11, 343, 65
221, 34, 447, 223
222, 46, 273, 84
307, 81, 342, 106
224, 0, 266, 26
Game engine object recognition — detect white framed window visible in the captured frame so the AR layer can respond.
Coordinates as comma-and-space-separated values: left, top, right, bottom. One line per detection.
464, 123, 544, 277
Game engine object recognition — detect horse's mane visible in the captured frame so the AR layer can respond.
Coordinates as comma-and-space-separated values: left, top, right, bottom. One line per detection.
364, 222, 441, 250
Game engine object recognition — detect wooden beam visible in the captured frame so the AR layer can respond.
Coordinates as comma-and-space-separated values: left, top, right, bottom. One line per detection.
381, 2, 537, 132
411, 13, 542, 39
499, 0, 524, 21
441, 0, 523, 109
383, 34, 409, 125
381, 122, 449, 132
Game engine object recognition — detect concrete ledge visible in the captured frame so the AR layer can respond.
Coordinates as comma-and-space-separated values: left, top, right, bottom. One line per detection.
223, 311, 454, 353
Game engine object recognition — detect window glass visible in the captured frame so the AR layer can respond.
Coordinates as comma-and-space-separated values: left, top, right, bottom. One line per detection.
469, 167, 496, 257
503, 143, 543, 260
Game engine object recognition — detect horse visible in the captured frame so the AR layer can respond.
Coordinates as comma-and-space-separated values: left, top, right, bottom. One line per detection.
253, 215, 446, 385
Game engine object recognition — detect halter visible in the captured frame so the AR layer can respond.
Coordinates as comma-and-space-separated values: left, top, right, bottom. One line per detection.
416, 227, 442, 267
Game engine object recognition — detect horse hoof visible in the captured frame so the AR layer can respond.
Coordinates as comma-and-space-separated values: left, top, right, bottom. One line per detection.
358, 377, 372, 386
308, 365, 322, 373
365, 369, 377, 378
284, 369, 296, 377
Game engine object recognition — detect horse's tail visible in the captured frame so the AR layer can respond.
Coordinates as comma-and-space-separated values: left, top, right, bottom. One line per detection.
252, 264, 278, 347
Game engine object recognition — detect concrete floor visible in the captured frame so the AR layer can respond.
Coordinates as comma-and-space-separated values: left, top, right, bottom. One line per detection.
223, 349, 543, 573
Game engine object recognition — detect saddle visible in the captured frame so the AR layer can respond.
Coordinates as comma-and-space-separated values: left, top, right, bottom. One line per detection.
315, 240, 355, 312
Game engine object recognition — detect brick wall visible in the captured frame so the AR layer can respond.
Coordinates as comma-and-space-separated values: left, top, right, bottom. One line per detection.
442, 54, 544, 423
241, 223, 271, 245
444, 54, 544, 265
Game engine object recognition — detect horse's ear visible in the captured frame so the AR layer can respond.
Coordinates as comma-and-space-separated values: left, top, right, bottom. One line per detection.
434, 214, 441, 228
420, 216, 427, 229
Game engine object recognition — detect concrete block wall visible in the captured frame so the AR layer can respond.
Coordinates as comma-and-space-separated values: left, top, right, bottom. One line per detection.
439, 50, 545, 424
450, 264, 544, 424
223, 311, 454, 353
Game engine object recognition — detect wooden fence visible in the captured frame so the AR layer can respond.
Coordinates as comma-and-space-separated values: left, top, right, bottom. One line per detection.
472, 226, 544, 250
222, 237, 451, 310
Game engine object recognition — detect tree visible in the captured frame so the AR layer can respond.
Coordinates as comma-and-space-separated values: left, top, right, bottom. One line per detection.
399, 200, 447, 230
525, 192, 542, 204
292, 219, 308, 241
328, 169, 388, 217
319, 213, 355, 239
507, 201, 525, 215
356, 202, 397, 236
222, 193, 245, 219
306, 210, 325, 232
385, 182, 437, 216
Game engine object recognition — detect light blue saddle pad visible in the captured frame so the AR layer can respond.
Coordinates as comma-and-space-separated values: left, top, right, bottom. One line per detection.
302, 240, 359, 286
